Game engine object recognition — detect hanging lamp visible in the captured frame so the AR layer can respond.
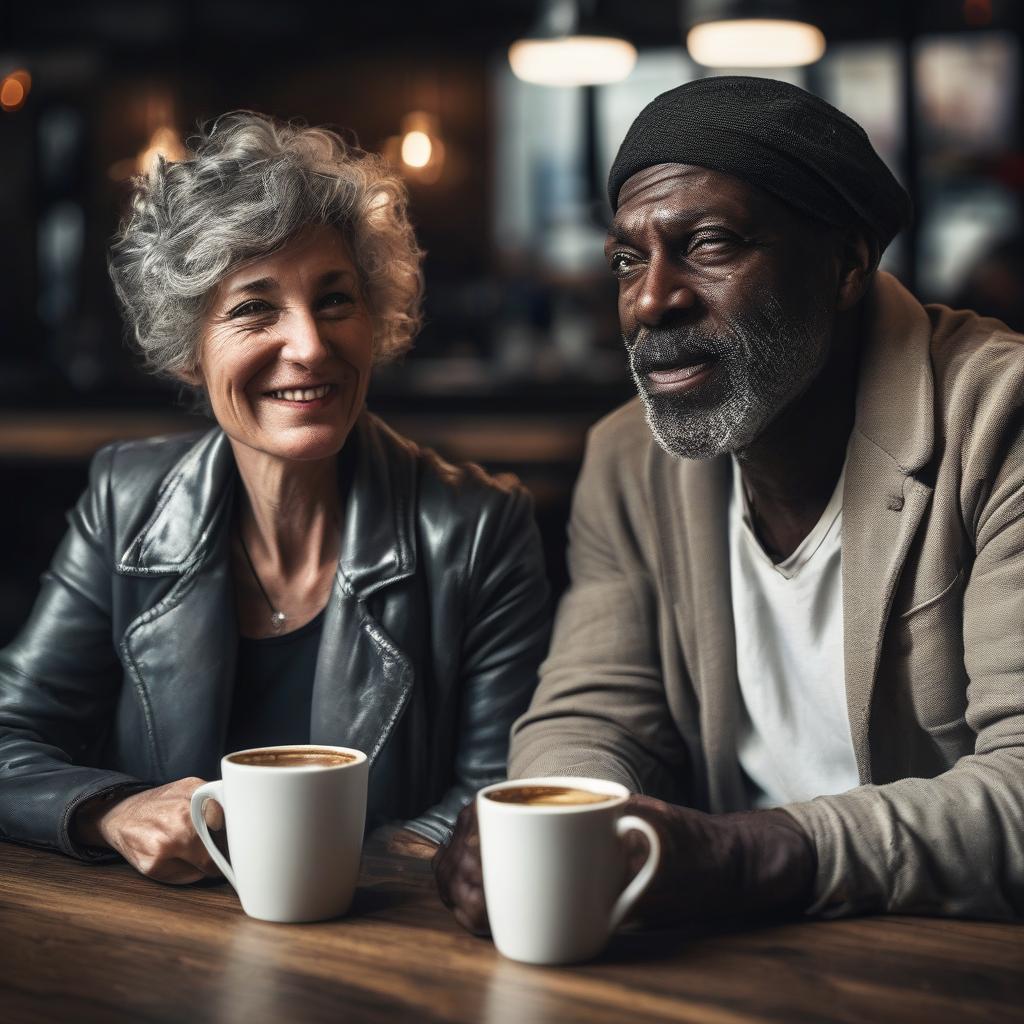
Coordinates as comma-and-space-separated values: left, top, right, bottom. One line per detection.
683, 0, 825, 68
509, 0, 637, 86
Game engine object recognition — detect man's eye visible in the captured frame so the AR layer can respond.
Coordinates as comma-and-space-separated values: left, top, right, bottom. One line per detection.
687, 233, 738, 256
228, 299, 272, 318
609, 253, 638, 275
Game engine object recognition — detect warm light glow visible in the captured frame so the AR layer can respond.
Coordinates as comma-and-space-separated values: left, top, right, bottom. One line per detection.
963, 0, 992, 26
401, 130, 433, 169
687, 19, 826, 68
137, 126, 186, 176
384, 112, 446, 184
1, 69, 31, 112
508, 35, 637, 86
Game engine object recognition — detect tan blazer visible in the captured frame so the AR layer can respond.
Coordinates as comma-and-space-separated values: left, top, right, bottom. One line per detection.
510, 272, 1024, 920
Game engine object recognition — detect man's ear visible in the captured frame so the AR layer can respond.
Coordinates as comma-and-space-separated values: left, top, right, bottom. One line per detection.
836, 230, 877, 311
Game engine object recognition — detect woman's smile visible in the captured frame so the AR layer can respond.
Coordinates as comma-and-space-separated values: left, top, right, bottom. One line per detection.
261, 382, 337, 407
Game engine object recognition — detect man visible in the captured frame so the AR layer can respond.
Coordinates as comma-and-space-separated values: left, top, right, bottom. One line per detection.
435, 76, 1024, 931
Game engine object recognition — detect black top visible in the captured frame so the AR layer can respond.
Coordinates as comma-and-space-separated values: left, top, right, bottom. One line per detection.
225, 609, 326, 754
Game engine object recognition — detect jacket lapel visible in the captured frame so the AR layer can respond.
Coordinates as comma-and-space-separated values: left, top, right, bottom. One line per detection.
117, 429, 238, 780
656, 450, 747, 811
841, 272, 936, 780
114, 415, 421, 778
310, 414, 418, 764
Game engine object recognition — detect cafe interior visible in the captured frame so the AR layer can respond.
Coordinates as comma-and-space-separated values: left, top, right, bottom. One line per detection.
3, 1, 1024, 1020
2, 0, 1024, 644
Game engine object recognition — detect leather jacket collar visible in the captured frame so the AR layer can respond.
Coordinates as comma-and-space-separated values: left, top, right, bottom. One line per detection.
115, 411, 418, 598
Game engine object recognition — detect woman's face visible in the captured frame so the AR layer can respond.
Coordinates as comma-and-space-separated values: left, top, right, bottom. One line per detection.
193, 224, 373, 463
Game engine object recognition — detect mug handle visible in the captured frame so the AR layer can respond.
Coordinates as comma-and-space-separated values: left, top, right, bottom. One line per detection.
189, 780, 236, 888
608, 814, 661, 933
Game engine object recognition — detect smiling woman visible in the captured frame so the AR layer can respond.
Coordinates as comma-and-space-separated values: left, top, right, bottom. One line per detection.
196, 226, 374, 465
0, 113, 551, 885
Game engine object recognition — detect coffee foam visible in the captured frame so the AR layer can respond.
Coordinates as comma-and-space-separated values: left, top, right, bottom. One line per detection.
229, 748, 356, 768
486, 785, 615, 807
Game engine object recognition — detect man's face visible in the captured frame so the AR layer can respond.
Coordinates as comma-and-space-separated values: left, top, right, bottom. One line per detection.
606, 163, 840, 460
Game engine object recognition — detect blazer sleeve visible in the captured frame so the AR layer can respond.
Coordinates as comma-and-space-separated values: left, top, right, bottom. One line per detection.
0, 445, 147, 861
785, 436, 1024, 920
507, 424, 691, 799
403, 483, 552, 845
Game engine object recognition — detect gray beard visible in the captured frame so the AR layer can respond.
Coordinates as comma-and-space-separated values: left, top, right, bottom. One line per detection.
628, 293, 831, 461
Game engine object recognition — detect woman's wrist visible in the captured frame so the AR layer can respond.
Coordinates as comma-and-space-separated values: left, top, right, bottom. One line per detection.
70, 789, 135, 849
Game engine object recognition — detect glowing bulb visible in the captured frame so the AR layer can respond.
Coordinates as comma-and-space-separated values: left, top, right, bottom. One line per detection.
401, 130, 433, 169
687, 19, 825, 68
509, 36, 637, 86
1, 69, 31, 112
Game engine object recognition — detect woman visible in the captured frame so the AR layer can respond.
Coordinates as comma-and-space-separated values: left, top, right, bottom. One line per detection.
0, 112, 550, 883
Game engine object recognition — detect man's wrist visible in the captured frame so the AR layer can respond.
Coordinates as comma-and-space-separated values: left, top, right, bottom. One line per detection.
721, 808, 817, 918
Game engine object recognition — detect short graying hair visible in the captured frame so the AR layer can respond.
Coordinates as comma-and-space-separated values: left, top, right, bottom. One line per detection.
108, 111, 423, 380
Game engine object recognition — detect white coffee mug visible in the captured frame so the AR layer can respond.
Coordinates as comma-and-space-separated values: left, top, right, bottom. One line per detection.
190, 744, 368, 923
477, 777, 661, 965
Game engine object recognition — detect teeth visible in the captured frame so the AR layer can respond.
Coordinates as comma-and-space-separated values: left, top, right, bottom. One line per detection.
270, 384, 331, 401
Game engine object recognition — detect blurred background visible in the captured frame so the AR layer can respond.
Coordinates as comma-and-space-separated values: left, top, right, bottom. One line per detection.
2, 0, 1023, 642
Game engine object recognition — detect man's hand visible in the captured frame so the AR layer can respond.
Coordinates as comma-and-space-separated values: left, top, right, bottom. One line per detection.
72, 778, 225, 885
432, 794, 815, 935
620, 795, 817, 927
432, 801, 489, 935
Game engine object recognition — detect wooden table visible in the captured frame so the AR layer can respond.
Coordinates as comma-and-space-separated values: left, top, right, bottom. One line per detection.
1, 837, 1021, 1024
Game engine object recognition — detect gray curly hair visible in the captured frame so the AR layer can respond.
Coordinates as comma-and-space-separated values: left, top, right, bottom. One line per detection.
108, 111, 423, 380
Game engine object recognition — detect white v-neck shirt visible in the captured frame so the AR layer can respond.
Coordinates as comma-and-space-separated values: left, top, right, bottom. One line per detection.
728, 458, 859, 808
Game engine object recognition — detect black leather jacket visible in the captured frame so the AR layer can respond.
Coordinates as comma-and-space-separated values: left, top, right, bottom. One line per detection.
0, 412, 550, 857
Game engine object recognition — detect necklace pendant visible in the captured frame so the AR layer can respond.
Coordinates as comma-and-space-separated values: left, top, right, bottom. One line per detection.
270, 611, 287, 632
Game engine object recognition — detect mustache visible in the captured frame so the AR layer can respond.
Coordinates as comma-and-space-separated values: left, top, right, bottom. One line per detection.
627, 324, 729, 378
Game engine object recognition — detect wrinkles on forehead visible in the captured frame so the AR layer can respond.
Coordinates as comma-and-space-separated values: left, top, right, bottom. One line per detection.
609, 162, 822, 249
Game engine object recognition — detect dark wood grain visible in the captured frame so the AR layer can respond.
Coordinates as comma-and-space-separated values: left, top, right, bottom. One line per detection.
1, 837, 1021, 1024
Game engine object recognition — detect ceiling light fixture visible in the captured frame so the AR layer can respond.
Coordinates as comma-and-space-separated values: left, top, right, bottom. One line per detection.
509, 0, 637, 87
683, 0, 825, 69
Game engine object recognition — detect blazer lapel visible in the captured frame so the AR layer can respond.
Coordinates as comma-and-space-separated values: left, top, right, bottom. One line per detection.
841, 272, 936, 780
657, 451, 747, 811
841, 437, 932, 780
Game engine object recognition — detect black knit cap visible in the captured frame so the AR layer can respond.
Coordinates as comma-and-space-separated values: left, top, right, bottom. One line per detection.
608, 76, 912, 251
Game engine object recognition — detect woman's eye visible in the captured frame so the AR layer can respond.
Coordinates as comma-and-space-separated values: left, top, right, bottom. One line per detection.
319, 291, 354, 311
228, 299, 272, 318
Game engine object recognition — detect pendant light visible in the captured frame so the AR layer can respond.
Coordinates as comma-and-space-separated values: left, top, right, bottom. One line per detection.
509, 0, 637, 87
683, 0, 825, 69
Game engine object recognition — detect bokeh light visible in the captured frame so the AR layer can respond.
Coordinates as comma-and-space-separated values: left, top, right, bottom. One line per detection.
1, 69, 32, 112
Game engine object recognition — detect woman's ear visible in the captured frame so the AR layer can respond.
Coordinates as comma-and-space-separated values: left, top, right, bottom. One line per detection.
171, 363, 203, 388
836, 230, 877, 311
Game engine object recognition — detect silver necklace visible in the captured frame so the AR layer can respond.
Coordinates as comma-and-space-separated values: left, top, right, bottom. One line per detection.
239, 533, 287, 633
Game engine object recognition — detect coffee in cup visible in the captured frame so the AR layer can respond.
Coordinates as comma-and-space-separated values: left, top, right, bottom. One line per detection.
485, 785, 615, 807
190, 744, 368, 923
228, 748, 356, 768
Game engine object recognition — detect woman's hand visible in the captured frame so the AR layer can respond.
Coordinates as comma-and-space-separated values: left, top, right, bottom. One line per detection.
72, 778, 225, 884
384, 827, 439, 860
